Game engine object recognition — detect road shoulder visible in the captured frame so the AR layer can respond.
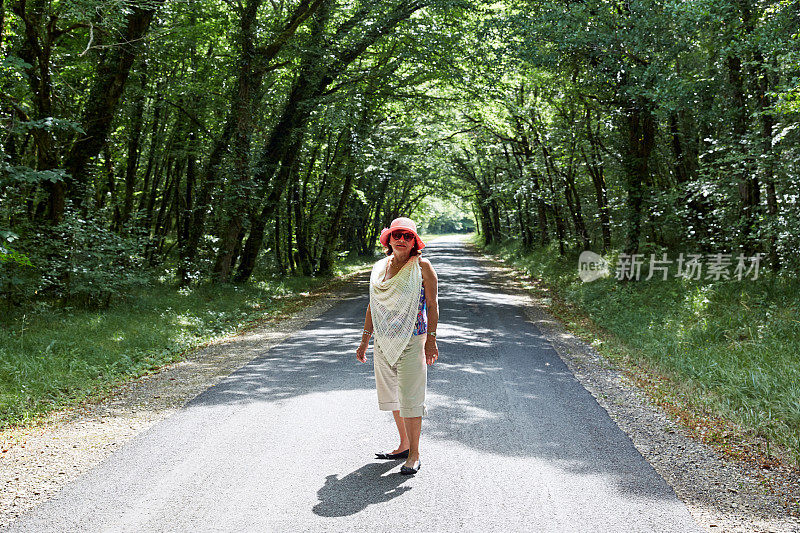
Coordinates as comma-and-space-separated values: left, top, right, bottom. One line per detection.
474, 245, 800, 533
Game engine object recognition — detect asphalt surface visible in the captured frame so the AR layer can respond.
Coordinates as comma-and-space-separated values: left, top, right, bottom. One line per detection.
5, 236, 700, 532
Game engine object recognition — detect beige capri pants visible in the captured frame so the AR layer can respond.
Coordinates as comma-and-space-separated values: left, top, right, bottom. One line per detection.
373, 334, 427, 418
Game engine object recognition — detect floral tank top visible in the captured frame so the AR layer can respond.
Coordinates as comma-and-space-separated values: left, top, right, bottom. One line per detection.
413, 286, 427, 335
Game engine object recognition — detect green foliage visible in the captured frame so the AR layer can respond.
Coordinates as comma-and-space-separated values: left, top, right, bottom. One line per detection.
0, 231, 34, 304
441, 0, 800, 274
0, 246, 32, 267
10, 118, 84, 135
10, 216, 149, 308
0, 231, 31, 266
413, 196, 475, 234
0, 55, 32, 73
0, 165, 69, 186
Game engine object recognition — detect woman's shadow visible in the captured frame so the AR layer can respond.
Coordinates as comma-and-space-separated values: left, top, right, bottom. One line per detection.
313, 461, 412, 517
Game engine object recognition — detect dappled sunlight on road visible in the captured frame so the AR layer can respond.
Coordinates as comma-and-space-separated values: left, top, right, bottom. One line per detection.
180, 239, 690, 508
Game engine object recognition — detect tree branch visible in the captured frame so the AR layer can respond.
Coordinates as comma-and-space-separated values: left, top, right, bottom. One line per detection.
156, 96, 212, 137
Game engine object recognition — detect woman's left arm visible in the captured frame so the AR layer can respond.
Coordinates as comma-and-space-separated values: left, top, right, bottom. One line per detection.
421, 258, 439, 365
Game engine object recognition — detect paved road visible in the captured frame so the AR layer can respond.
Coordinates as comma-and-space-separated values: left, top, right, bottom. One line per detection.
5, 236, 700, 532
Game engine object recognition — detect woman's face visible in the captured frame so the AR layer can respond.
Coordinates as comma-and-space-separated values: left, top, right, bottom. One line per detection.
390, 230, 415, 252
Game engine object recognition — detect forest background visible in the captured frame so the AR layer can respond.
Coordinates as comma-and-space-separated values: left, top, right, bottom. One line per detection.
1, 0, 799, 467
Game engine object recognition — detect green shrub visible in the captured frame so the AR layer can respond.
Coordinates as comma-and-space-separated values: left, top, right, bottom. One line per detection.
11, 215, 149, 308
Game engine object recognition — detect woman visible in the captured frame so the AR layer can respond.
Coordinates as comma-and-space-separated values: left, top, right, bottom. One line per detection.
356, 217, 439, 475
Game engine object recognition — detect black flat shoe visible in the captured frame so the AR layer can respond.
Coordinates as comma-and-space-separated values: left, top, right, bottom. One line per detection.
400, 458, 421, 475
375, 449, 409, 460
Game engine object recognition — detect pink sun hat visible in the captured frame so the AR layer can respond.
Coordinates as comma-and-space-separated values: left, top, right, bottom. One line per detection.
379, 217, 426, 251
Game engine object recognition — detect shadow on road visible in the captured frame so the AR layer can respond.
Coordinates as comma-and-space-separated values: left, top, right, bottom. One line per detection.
187, 237, 677, 512
313, 462, 411, 517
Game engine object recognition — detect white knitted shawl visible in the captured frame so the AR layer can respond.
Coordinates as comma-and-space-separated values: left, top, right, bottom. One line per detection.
369, 255, 422, 366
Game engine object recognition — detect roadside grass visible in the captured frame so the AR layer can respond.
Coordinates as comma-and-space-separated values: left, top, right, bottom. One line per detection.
0, 255, 375, 429
479, 238, 800, 467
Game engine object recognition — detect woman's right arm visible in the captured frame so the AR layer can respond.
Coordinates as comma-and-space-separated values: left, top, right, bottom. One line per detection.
356, 303, 373, 363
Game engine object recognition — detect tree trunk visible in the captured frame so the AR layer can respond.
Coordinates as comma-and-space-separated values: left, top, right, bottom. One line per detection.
230, 226, 247, 274
16, 0, 61, 221
564, 166, 590, 250
62, 1, 165, 212
122, 66, 148, 228
143, 117, 177, 234
318, 169, 355, 276
178, 131, 197, 285
538, 140, 566, 254
137, 93, 163, 219
669, 112, 690, 185
582, 108, 611, 253
231, 1, 423, 282
516, 136, 544, 247
0, 0, 5, 49
233, 136, 304, 282
489, 197, 502, 242
364, 177, 389, 254
147, 159, 178, 265
725, 0, 760, 254
543, 170, 566, 256
727, 53, 759, 254
532, 174, 549, 246
285, 185, 296, 274
210, 0, 264, 281
185, 0, 325, 273
476, 188, 496, 245
274, 213, 285, 275
583, 149, 611, 254
755, 53, 778, 269
621, 100, 656, 257
213, 213, 244, 281
522, 196, 534, 247
516, 196, 529, 247
293, 181, 313, 275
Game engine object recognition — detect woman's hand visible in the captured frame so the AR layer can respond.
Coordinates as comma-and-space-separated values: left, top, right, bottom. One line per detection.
356, 340, 368, 363
425, 337, 438, 365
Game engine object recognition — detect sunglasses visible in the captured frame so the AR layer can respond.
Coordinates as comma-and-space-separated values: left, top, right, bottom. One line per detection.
391, 231, 415, 241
